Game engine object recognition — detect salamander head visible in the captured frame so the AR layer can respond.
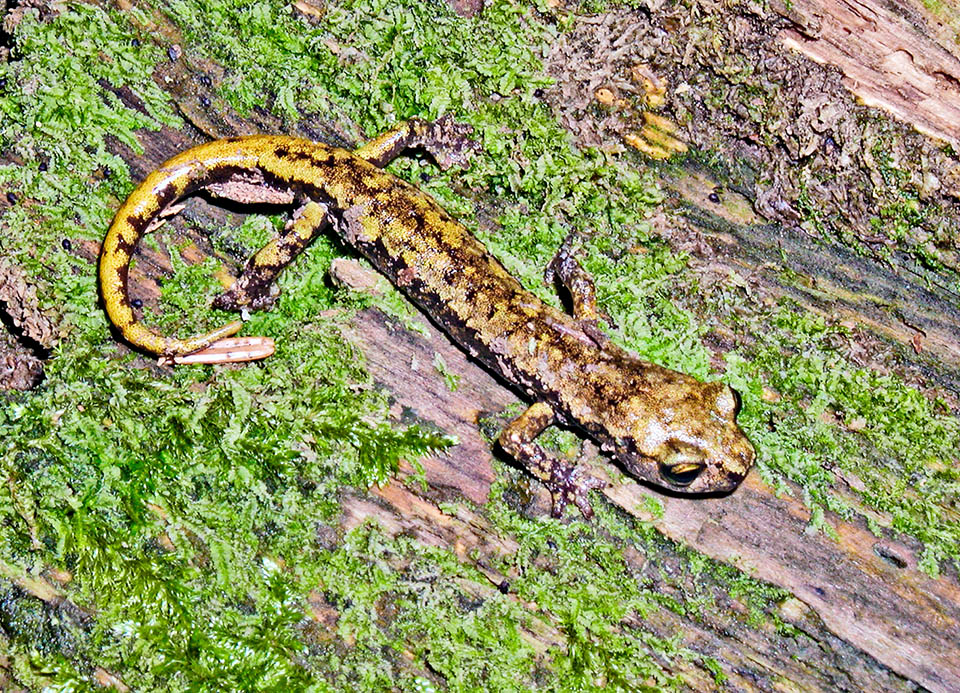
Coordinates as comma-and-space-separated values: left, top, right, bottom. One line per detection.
611, 378, 754, 495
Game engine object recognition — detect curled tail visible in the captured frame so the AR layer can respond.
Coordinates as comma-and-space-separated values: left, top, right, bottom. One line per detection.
99, 140, 262, 358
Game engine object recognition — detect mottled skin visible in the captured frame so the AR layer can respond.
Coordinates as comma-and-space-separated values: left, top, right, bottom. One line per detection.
100, 117, 755, 516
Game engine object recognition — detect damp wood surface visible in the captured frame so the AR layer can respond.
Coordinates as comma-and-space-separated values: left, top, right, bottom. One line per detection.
91, 115, 960, 691
760, 0, 960, 381
772, 0, 960, 147
2, 0, 960, 690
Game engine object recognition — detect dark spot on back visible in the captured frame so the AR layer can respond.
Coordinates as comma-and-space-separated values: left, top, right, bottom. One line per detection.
114, 233, 137, 257
287, 150, 314, 164
153, 183, 179, 210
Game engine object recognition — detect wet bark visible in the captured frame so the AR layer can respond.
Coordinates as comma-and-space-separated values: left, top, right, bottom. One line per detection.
53, 0, 960, 689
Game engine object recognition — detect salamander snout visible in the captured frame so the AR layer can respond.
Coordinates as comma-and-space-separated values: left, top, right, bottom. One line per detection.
615, 381, 755, 495
655, 383, 754, 494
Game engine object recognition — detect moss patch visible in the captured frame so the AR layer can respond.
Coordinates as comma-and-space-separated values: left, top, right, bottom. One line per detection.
1, 0, 956, 689
723, 302, 960, 575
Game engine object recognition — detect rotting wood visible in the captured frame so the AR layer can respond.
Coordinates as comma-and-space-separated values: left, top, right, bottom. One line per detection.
772, 0, 960, 148
0, 258, 55, 389
342, 298, 959, 692
541, 0, 960, 402
670, 176, 960, 388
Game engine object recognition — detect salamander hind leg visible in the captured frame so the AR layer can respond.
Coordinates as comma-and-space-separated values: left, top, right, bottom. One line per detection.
498, 401, 606, 519
214, 201, 329, 312
353, 114, 479, 171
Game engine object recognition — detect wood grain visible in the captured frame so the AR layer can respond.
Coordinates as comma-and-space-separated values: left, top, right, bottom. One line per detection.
774, 0, 960, 148
343, 301, 958, 691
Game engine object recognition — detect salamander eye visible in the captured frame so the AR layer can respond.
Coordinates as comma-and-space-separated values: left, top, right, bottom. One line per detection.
659, 447, 705, 487
660, 462, 704, 487
731, 387, 742, 417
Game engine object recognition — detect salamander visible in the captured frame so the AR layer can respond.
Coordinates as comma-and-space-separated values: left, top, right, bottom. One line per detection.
99, 116, 755, 516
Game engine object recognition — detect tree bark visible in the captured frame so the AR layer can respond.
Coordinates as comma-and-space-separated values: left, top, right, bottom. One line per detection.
21, 0, 960, 689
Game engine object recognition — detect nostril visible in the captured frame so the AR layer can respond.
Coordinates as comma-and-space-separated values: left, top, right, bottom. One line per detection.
659, 461, 704, 487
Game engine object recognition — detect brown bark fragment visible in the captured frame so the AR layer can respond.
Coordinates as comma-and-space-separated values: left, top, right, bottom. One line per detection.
776, 0, 960, 148
0, 259, 56, 390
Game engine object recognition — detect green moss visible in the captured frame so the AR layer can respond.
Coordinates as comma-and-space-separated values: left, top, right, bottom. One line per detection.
722, 302, 960, 576
279, 496, 791, 692
146, 240, 230, 338
0, 316, 453, 688
160, 0, 554, 134
0, 4, 180, 355
3, 0, 955, 688
210, 212, 284, 258
795, 180, 830, 241
311, 524, 542, 691
0, 13, 160, 207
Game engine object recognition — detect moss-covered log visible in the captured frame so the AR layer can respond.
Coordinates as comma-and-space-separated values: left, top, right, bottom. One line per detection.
1, 0, 958, 691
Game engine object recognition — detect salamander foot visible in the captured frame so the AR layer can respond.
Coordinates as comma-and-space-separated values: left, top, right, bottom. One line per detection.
544, 459, 607, 519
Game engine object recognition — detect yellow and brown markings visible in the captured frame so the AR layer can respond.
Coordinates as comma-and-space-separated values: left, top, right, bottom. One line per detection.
99, 116, 754, 515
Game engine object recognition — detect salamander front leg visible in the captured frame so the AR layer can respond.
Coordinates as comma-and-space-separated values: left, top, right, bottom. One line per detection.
545, 236, 616, 344
353, 114, 479, 170
498, 401, 606, 518
214, 201, 329, 312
